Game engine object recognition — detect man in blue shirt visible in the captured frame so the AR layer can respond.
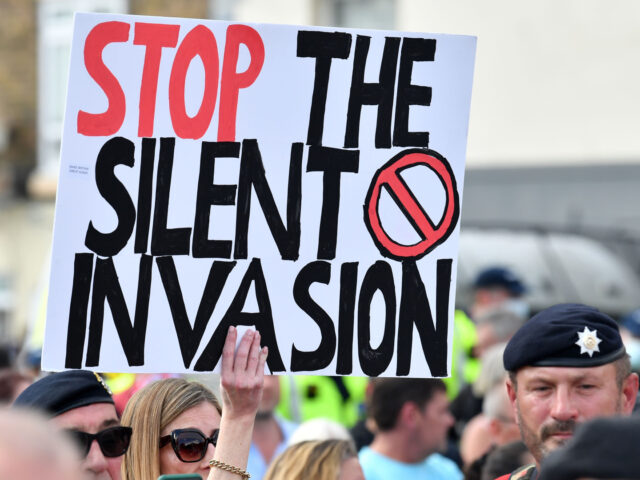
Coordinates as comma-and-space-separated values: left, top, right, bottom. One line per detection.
359, 378, 462, 480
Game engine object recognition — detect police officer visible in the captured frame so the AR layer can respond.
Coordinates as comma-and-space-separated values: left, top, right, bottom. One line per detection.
495, 303, 639, 480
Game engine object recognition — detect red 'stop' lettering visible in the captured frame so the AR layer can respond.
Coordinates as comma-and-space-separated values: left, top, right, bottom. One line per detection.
169, 25, 220, 140
77, 21, 130, 136
218, 25, 265, 142
134, 22, 180, 137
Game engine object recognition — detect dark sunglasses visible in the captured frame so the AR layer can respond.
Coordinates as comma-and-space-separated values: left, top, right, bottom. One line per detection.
67, 426, 132, 458
159, 428, 220, 463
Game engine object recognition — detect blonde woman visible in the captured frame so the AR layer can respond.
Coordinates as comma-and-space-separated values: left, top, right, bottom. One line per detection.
264, 439, 365, 480
121, 326, 267, 480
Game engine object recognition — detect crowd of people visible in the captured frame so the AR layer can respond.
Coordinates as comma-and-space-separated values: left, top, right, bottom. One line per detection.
2, 267, 640, 479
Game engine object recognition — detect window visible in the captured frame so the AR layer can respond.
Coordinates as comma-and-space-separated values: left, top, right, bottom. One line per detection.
37, 0, 127, 180
315, 0, 395, 29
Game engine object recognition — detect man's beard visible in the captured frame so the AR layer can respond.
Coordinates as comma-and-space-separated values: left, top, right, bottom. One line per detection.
539, 419, 576, 446
517, 414, 577, 462
516, 395, 623, 462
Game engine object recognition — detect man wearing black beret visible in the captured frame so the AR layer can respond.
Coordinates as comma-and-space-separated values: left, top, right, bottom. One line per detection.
495, 303, 639, 480
14, 370, 131, 480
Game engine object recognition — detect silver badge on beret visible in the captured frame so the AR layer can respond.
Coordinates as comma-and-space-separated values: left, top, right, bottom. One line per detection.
575, 326, 602, 357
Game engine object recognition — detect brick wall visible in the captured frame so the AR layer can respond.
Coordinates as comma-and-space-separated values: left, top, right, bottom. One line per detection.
0, 0, 209, 194
130, 0, 207, 19
0, 0, 37, 175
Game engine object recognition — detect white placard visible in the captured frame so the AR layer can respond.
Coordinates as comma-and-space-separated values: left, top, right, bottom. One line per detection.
43, 12, 476, 377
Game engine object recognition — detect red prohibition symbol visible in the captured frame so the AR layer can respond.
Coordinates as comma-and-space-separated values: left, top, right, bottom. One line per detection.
363, 148, 460, 261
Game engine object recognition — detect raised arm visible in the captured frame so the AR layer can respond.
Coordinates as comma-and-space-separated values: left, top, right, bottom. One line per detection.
208, 326, 268, 480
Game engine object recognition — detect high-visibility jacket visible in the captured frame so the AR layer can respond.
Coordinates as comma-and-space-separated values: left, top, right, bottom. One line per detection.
276, 375, 368, 427
443, 310, 480, 399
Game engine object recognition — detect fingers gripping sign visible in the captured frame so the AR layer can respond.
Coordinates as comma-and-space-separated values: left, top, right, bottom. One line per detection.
220, 326, 269, 419
209, 327, 268, 480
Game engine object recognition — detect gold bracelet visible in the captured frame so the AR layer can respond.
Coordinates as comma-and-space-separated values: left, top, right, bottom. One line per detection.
208, 459, 251, 479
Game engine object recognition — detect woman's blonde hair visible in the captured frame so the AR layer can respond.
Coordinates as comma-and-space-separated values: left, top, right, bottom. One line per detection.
264, 439, 357, 480
120, 378, 221, 480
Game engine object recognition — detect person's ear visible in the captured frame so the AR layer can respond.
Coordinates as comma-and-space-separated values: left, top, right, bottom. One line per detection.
487, 417, 502, 437
621, 372, 639, 414
506, 378, 516, 404
505, 377, 520, 423
398, 402, 420, 428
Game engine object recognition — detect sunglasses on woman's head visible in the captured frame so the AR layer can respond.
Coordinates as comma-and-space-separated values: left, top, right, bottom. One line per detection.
67, 426, 132, 458
159, 428, 220, 463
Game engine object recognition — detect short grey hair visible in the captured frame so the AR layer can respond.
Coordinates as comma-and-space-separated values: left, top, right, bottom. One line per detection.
482, 381, 511, 420
473, 342, 508, 397
475, 308, 526, 342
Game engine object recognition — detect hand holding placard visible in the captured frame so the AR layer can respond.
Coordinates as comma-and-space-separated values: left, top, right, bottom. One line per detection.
219, 326, 268, 420
204, 326, 266, 480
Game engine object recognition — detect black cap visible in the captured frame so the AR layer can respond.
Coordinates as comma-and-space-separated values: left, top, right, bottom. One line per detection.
504, 303, 626, 371
474, 267, 526, 295
13, 370, 114, 417
539, 416, 640, 480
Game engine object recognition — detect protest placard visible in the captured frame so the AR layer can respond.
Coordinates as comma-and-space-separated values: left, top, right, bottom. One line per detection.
43, 12, 476, 377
